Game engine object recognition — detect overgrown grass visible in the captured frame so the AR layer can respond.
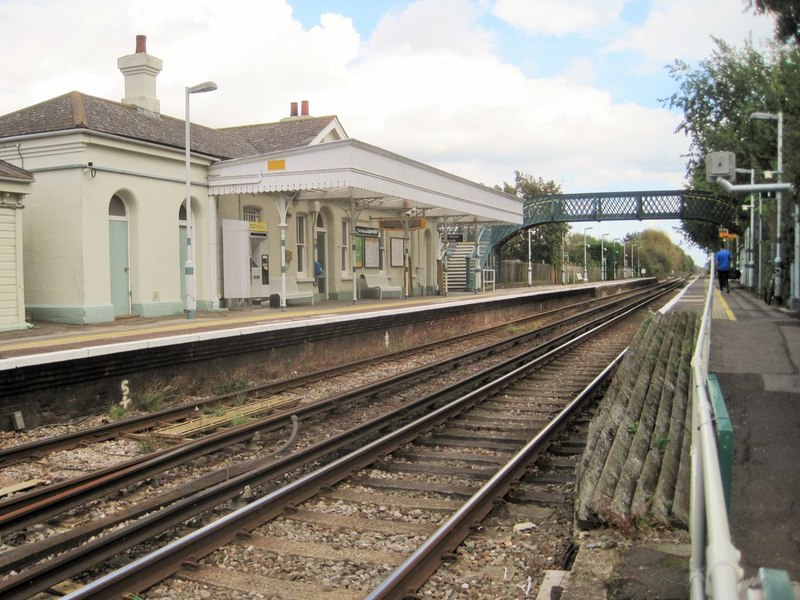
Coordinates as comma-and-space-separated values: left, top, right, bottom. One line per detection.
211, 369, 255, 396
230, 415, 248, 427
136, 380, 176, 413
108, 404, 127, 421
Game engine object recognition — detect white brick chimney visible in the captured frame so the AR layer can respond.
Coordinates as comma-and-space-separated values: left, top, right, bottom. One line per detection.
117, 35, 162, 113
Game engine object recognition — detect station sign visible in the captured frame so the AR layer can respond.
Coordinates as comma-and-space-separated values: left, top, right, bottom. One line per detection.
356, 226, 380, 237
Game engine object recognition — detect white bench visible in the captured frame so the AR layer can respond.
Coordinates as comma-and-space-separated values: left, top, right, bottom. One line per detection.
280, 276, 314, 305
360, 273, 402, 299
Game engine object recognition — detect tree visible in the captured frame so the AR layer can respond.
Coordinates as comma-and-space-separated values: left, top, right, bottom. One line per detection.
663, 38, 798, 296
747, 0, 800, 45
637, 229, 696, 279
500, 172, 569, 282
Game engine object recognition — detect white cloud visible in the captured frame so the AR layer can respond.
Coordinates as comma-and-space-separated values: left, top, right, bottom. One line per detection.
1, 0, 728, 262
0, 0, 762, 220
602, 0, 776, 69
491, 0, 627, 36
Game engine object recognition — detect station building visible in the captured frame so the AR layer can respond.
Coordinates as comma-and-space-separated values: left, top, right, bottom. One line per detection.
0, 36, 521, 325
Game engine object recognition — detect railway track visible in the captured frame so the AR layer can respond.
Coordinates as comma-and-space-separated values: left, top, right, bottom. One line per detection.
0, 282, 670, 468
0, 282, 680, 599
0, 284, 678, 547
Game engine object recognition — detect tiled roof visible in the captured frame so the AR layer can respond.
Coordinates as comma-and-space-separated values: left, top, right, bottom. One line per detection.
0, 159, 33, 181
220, 116, 338, 154
0, 92, 337, 160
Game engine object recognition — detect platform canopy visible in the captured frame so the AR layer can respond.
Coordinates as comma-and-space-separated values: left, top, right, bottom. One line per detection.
208, 138, 522, 224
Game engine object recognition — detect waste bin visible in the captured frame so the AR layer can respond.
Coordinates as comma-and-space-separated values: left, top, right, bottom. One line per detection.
269, 294, 280, 308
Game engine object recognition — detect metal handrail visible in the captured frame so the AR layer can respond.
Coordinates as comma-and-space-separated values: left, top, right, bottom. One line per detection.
689, 259, 744, 599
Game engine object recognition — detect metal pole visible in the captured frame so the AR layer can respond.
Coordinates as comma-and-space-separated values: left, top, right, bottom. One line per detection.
184, 88, 195, 319
776, 111, 783, 303
759, 194, 763, 294
527, 228, 532, 287
601, 233, 608, 281
623, 239, 627, 278
583, 226, 592, 283
183, 81, 217, 319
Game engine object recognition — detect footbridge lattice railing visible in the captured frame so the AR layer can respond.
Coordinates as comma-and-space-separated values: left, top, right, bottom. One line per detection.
477, 189, 741, 268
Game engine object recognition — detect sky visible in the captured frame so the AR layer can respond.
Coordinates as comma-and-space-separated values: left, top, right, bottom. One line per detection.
0, 0, 777, 265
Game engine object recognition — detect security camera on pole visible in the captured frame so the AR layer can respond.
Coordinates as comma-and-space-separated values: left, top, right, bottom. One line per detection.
706, 118, 795, 305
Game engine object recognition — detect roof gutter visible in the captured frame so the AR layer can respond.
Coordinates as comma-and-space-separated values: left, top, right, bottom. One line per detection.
0, 128, 222, 163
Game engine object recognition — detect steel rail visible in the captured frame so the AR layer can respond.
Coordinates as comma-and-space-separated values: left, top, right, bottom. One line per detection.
0, 284, 655, 467
366, 350, 626, 599
55, 286, 668, 600
0, 293, 624, 581
0, 283, 680, 598
0, 282, 674, 537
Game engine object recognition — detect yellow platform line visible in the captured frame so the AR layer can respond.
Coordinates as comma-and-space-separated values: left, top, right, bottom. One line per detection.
713, 289, 736, 321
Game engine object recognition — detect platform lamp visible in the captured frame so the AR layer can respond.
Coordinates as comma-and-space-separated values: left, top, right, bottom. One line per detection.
601, 233, 609, 281
735, 167, 755, 290
750, 111, 783, 303
184, 81, 218, 319
583, 226, 593, 283
613, 238, 622, 280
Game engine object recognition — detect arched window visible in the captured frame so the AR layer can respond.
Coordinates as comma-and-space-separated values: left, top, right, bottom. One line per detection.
109, 195, 127, 217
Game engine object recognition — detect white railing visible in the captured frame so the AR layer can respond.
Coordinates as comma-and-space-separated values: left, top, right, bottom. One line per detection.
481, 268, 495, 292
689, 259, 743, 599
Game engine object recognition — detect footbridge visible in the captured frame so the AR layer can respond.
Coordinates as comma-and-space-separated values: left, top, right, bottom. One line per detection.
481, 189, 740, 252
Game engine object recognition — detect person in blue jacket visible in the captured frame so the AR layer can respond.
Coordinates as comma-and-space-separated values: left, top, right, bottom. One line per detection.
715, 244, 732, 293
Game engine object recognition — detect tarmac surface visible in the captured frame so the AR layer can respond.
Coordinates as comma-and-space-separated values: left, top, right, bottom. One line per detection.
705, 279, 800, 583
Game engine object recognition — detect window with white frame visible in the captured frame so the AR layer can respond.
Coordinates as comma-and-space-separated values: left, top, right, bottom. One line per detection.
296, 215, 306, 275
243, 206, 260, 222
341, 219, 350, 274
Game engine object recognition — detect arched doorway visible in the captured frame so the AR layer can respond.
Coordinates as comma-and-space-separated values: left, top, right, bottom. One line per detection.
108, 195, 131, 316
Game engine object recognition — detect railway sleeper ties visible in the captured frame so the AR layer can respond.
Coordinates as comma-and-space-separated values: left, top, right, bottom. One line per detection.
0, 280, 675, 469
0, 284, 680, 596
48, 304, 640, 600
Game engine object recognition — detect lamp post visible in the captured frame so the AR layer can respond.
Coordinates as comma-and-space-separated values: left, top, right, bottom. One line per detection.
622, 239, 627, 278
583, 226, 593, 283
601, 233, 609, 281
527, 228, 533, 287
184, 81, 218, 319
750, 111, 783, 303
735, 168, 755, 289
631, 243, 640, 277
613, 238, 621, 280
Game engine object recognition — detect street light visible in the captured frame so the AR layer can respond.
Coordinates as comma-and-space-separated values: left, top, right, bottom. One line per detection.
750, 110, 783, 303
583, 226, 593, 283
184, 81, 218, 319
527, 228, 533, 287
735, 167, 756, 290
622, 238, 627, 278
601, 233, 609, 281
600, 233, 607, 281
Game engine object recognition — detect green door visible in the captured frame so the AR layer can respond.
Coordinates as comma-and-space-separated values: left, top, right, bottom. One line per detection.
109, 219, 130, 316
